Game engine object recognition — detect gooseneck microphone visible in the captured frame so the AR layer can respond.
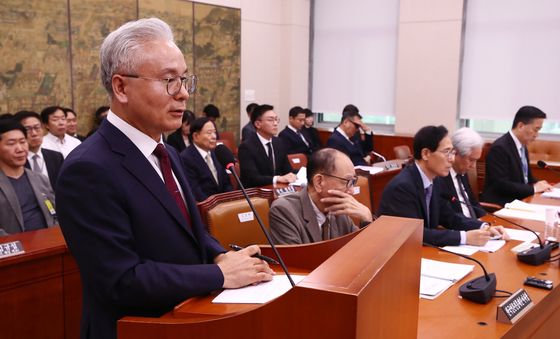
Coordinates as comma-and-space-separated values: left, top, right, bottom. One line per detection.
537, 160, 560, 177
441, 193, 552, 265
423, 242, 496, 304
214, 144, 295, 287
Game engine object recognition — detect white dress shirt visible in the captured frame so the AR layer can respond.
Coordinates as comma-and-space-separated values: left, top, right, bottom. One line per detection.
42, 132, 81, 158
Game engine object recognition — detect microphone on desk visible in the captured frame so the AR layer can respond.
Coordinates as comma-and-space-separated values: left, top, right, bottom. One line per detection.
423, 242, 496, 304
440, 193, 552, 265
537, 160, 560, 177
214, 144, 295, 287
371, 151, 387, 163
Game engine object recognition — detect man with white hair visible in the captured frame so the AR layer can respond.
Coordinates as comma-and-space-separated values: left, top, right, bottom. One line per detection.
441, 127, 486, 218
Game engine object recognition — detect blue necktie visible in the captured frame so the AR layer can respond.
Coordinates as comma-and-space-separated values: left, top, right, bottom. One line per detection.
520, 146, 529, 183
425, 184, 433, 226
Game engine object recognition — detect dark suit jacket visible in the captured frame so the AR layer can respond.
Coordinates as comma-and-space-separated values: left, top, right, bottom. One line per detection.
378, 164, 483, 246
278, 126, 312, 155
241, 122, 256, 143
326, 129, 373, 166
302, 126, 322, 151
441, 173, 486, 218
238, 134, 293, 188
180, 145, 233, 201
482, 132, 536, 205
25, 148, 64, 191
56, 120, 225, 339
166, 130, 188, 153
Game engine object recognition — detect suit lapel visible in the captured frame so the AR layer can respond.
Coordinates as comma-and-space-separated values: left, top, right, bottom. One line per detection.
26, 169, 54, 226
0, 171, 24, 230
505, 133, 525, 182
409, 165, 431, 227
300, 189, 323, 242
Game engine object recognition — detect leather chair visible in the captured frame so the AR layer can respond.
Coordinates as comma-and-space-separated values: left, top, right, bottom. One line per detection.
218, 131, 237, 155
393, 145, 412, 160
352, 169, 373, 225
287, 153, 307, 170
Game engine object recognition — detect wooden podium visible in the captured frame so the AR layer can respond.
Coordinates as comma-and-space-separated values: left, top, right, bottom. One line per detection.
117, 216, 423, 339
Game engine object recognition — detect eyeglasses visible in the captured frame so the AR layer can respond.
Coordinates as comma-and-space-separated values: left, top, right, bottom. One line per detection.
321, 173, 359, 188
24, 125, 42, 133
120, 74, 198, 96
436, 148, 457, 159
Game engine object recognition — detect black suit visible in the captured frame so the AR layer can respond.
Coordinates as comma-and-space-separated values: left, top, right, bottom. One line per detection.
482, 132, 536, 205
441, 172, 486, 218
180, 145, 233, 201
378, 164, 484, 246
166, 130, 188, 153
326, 129, 373, 166
25, 148, 64, 191
278, 126, 312, 155
238, 134, 293, 188
302, 126, 322, 151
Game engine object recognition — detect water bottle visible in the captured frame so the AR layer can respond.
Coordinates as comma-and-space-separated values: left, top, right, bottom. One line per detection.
544, 208, 558, 243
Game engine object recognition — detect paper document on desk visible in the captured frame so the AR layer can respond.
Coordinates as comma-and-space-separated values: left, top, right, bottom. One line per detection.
494, 200, 559, 222
541, 188, 560, 199
503, 228, 538, 242
442, 239, 506, 255
420, 258, 474, 300
212, 274, 306, 304
354, 165, 384, 175
289, 167, 307, 186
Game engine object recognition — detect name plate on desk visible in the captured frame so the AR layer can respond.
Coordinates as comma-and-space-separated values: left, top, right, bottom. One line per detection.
496, 289, 534, 324
0, 240, 25, 259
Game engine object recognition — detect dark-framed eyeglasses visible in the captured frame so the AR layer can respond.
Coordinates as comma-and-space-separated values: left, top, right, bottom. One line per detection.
436, 148, 457, 159
120, 74, 198, 96
321, 173, 359, 188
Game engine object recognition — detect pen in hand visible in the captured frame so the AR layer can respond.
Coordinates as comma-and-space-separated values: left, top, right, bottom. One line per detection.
229, 244, 279, 265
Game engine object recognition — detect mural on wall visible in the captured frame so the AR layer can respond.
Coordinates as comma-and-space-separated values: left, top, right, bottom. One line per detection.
0, 0, 241, 138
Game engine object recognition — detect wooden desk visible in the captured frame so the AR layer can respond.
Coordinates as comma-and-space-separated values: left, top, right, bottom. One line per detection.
0, 227, 81, 339
418, 195, 560, 338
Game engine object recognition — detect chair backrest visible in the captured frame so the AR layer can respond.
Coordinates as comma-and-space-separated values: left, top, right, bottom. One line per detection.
216, 139, 236, 156
393, 145, 412, 160
352, 169, 373, 224
287, 153, 307, 170
206, 197, 270, 247
218, 130, 237, 155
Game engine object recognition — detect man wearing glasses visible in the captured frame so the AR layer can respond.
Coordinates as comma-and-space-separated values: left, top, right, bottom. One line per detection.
269, 148, 372, 244
56, 18, 273, 339
378, 125, 508, 247
326, 104, 374, 166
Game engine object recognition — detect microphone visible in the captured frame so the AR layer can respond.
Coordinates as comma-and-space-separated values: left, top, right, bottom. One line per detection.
371, 151, 387, 162
537, 160, 560, 177
423, 242, 496, 304
214, 144, 295, 287
441, 193, 552, 265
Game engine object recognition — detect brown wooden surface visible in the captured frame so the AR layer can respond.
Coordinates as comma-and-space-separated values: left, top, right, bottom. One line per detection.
0, 227, 81, 339
418, 193, 560, 338
117, 216, 424, 339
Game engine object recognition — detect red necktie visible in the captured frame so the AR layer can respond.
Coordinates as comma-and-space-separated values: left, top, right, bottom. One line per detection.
153, 144, 191, 226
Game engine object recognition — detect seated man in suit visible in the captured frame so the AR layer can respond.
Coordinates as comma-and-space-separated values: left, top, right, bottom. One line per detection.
326, 104, 373, 166
442, 127, 486, 218
180, 117, 233, 201
302, 108, 322, 151
0, 120, 56, 235
278, 106, 313, 156
482, 106, 552, 205
241, 102, 258, 142
14, 111, 64, 191
56, 18, 273, 339
238, 104, 296, 188
378, 125, 508, 247
269, 148, 371, 244
40, 105, 81, 158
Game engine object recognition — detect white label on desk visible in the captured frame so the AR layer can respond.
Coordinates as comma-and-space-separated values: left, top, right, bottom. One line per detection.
0, 240, 25, 259
353, 187, 360, 195
292, 158, 301, 164
238, 212, 254, 223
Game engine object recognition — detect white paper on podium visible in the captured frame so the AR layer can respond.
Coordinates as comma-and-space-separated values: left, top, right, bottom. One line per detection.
212, 274, 306, 304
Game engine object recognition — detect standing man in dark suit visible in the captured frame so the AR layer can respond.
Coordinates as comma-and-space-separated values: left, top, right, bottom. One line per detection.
278, 106, 313, 156
14, 111, 64, 191
0, 120, 56, 235
180, 117, 233, 201
241, 102, 258, 142
378, 125, 508, 247
482, 106, 552, 205
238, 104, 296, 188
56, 18, 273, 339
326, 104, 373, 166
441, 127, 486, 218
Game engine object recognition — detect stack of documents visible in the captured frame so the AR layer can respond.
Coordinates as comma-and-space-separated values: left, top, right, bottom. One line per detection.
354, 165, 384, 175
541, 188, 560, 199
212, 274, 306, 304
420, 258, 474, 300
495, 199, 560, 222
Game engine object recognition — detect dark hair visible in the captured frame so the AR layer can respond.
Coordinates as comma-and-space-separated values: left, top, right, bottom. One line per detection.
182, 110, 195, 124
340, 104, 362, 123
63, 107, 77, 117
0, 113, 14, 121
14, 110, 41, 122
40, 106, 65, 124
512, 106, 547, 129
0, 119, 27, 139
307, 148, 338, 184
203, 104, 220, 119
303, 108, 313, 117
413, 125, 448, 160
246, 103, 259, 114
288, 106, 304, 118
250, 104, 274, 124
189, 117, 215, 143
